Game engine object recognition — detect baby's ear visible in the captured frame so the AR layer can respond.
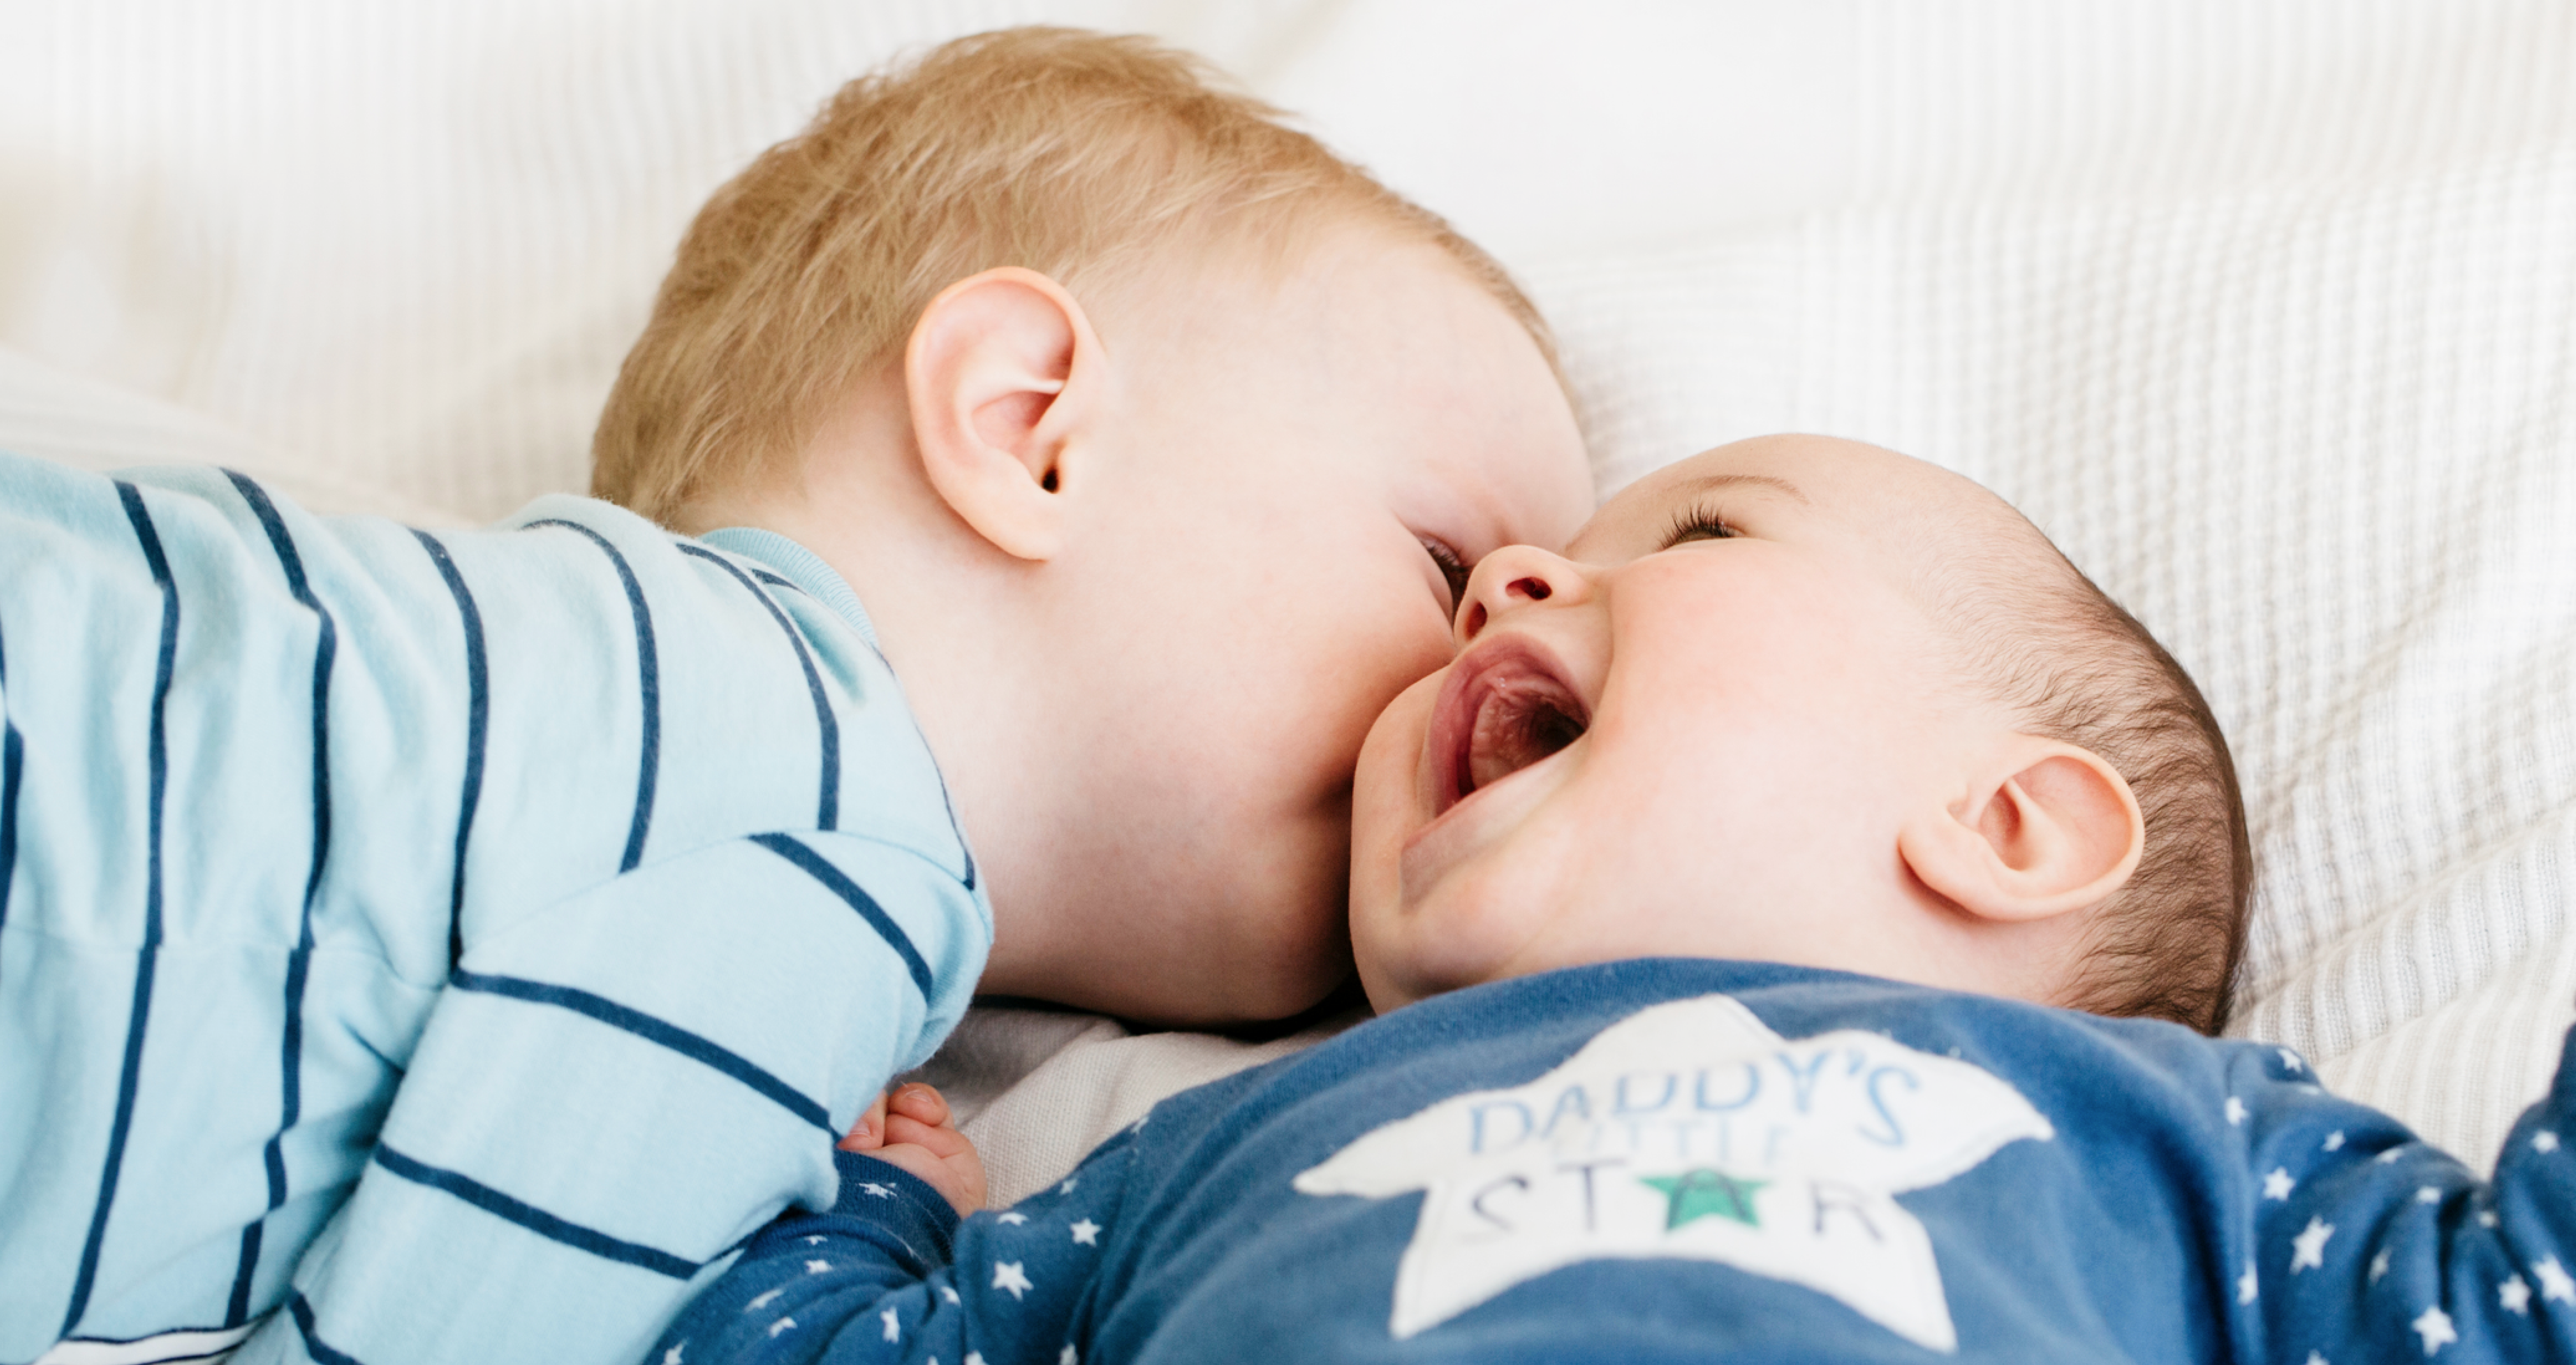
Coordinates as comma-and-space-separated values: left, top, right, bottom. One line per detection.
903, 267, 1103, 560
1898, 736, 2145, 924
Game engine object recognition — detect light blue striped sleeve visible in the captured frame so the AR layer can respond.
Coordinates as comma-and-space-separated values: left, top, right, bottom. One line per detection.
233, 829, 988, 1365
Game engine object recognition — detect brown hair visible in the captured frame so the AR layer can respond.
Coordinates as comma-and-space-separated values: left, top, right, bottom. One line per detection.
593, 26, 1552, 523
1965, 549, 2253, 1034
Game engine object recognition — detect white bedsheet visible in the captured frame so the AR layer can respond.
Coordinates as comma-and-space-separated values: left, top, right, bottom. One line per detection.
3, 1, 2571, 1195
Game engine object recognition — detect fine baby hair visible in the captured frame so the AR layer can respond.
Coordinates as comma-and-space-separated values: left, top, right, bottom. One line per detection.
1943, 516, 2251, 1031
593, 25, 1554, 526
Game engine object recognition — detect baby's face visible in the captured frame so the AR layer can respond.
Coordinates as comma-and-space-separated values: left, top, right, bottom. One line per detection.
1066, 231, 1590, 1020
1350, 436, 2021, 1011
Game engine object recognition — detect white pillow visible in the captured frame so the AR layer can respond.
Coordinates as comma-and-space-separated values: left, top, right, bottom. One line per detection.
0, 346, 467, 525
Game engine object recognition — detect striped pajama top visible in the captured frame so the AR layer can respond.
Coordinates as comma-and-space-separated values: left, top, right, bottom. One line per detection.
0, 451, 991, 1365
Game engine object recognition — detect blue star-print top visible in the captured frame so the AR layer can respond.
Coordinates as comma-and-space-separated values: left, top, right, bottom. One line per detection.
651, 958, 2576, 1364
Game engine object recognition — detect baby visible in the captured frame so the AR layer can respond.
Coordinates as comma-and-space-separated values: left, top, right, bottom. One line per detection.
0, 29, 1585, 1365
653, 437, 2575, 1364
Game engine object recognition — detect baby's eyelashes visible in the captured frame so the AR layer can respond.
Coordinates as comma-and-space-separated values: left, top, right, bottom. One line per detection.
1661, 505, 1740, 549
1420, 535, 1473, 615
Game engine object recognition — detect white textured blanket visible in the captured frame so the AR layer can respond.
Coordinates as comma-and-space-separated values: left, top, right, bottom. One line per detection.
2, 1, 2570, 1199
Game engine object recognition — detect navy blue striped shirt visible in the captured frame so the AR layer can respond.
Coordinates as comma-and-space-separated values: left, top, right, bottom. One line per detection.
0, 452, 990, 1365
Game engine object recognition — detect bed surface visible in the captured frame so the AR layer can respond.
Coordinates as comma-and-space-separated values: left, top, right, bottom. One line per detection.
4, 0, 2572, 1199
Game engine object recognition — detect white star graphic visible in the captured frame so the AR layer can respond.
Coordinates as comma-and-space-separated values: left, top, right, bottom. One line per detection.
1071, 1218, 1102, 1246
2477, 1209, 2498, 1228
2263, 1168, 2296, 1201
1061, 1178, 1080, 1195
965, 1355, 986, 1365
2237, 1264, 2259, 1304
993, 1260, 1034, 1300
2377, 1148, 2406, 1164
2323, 1131, 2345, 1153
997, 1211, 1030, 1225
746, 1288, 784, 1312
2536, 1130, 2561, 1153
2500, 1275, 2532, 1315
2537, 1255, 2576, 1303
1058, 1347, 1079, 1365
2225, 1097, 2249, 1126
767, 1317, 797, 1339
2415, 1186, 2442, 1205
2278, 1048, 2305, 1074
860, 1182, 895, 1199
805, 1258, 834, 1274
663, 1346, 685, 1365
1295, 995, 2054, 1350
2304, 1353, 2328, 1365
881, 1307, 900, 1342
2411, 1305, 2456, 1354
804, 1234, 826, 1245
941, 1285, 960, 1304
2291, 1217, 2334, 1272
2371, 1249, 2392, 1283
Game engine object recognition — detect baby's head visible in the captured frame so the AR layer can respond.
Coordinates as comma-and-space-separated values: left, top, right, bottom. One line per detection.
592, 30, 1589, 1022
1353, 435, 2251, 1033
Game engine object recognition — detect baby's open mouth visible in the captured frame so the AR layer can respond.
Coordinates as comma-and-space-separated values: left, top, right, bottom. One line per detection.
1430, 642, 1590, 818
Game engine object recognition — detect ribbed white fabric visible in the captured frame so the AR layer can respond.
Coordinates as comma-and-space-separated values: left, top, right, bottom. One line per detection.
4, 1, 2571, 1176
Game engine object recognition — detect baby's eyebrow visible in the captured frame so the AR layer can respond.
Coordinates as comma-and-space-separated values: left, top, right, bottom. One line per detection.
1670, 473, 1810, 505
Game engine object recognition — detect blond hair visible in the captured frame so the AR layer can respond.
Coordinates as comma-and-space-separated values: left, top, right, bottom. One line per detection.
593, 26, 1552, 522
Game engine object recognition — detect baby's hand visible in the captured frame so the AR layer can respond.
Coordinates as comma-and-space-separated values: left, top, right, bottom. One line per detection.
839, 1082, 986, 1216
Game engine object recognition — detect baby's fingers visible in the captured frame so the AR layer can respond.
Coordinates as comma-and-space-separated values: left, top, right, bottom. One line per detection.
880, 1083, 968, 1156
886, 1081, 952, 1129
838, 1091, 893, 1152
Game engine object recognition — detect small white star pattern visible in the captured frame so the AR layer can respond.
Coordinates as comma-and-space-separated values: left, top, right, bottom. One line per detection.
746, 1289, 784, 1312
2371, 1249, 2393, 1283
2411, 1305, 2456, 1354
881, 1307, 899, 1342
2536, 1255, 2576, 1303
1070, 1219, 1102, 1246
2415, 1186, 2442, 1204
2477, 1209, 2499, 1228
1060, 1178, 1080, 1195
2291, 1217, 2334, 1272
2377, 1148, 2407, 1164
859, 1182, 895, 1199
806, 1259, 832, 1274
997, 1211, 1029, 1225
804, 1234, 826, 1245
768, 1318, 797, 1339
2264, 1168, 2296, 1201
2305, 1353, 2329, 1365
1059, 1347, 1079, 1365
2536, 1130, 2561, 1153
2278, 1048, 2305, 1074
663, 1346, 685, 1365
941, 1285, 961, 1304
965, 1355, 986, 1365
2226, 1097, 2249, 1126
994, 1260, 1034, 1299
2238, 1264, 2259, 1304
2323, 1131, 2346, 1152
2500, 1275, 2532, 1315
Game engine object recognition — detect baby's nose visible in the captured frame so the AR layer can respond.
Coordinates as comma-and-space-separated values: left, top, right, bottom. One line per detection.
1456, 545, 1579, 645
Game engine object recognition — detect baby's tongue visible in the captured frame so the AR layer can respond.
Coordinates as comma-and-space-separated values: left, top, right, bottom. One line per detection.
1465, 678, 1585, 793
